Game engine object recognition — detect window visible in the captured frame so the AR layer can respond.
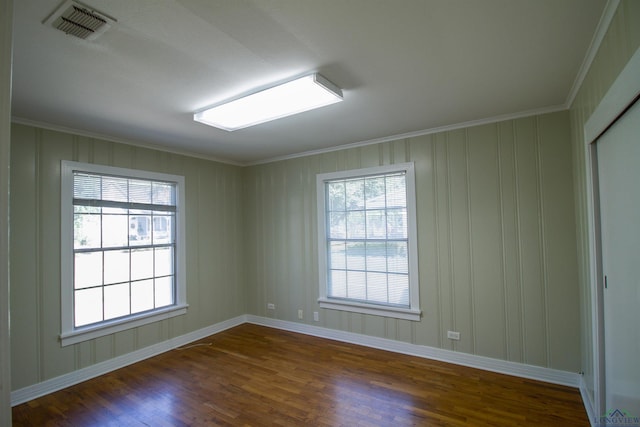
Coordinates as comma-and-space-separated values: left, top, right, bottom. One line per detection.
316, 163, 421, 321
60, 161, 187, 346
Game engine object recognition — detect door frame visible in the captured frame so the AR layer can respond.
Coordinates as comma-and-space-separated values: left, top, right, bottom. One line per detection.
583, 45, 640, 420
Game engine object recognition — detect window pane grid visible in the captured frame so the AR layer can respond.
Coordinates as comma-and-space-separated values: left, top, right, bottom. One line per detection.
325, 171, 410, 308
73, 171, 177, 328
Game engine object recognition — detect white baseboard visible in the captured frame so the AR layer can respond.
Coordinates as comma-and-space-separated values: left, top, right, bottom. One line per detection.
10, 315, 247, 406
11, 314, 583, 408
247, 315, 581, 388
579, 374, 597, 427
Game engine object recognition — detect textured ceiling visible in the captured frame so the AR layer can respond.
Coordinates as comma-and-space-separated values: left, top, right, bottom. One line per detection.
12, 0, 608, 164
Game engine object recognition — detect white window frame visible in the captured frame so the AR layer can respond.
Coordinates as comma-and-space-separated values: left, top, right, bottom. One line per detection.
316, 162, 421, 321
60, 161, 188, 346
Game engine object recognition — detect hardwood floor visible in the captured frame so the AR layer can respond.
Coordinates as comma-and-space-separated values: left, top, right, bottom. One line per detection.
12, 323, 589, 426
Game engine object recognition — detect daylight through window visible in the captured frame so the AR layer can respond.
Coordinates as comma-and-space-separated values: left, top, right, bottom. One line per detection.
317, 163, 421, 321
73, 172, 177, 327
60, 161, 187, 346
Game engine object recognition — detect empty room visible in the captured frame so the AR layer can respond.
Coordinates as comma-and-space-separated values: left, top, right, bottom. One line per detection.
1, 0, 639, 426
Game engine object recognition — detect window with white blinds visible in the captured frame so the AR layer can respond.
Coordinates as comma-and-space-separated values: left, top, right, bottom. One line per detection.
60, 161, 187, 346
316, 163, 421, 321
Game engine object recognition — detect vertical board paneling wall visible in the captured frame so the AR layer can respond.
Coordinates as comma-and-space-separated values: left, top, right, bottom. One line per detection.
1, 0, 13, 423
568, 0, 640, 407
244, 110, 580, 371
10, 124, 246, 390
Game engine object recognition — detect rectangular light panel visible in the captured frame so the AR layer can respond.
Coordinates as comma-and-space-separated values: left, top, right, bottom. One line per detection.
194, 73, 343, 131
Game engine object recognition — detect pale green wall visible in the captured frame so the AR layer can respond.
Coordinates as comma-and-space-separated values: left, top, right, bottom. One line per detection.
569, 0, 640, 405
1, 0, 13, 423
10, 124, 246, 390
244, 110, 580, 371
16, 3, 635, 389
9, 110, 581, 391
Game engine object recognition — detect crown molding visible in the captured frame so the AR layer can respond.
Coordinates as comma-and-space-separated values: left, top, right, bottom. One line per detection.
246, 103, 566, 166
565, 0, 621, 109
10, 116, 244, 167
14, 103, 567, 169
10, 2, 618, 169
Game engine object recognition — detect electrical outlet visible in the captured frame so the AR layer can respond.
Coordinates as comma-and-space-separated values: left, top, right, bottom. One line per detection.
267, 303, 275, 310
447, 330, 460, 340
313, 311, 319, 322
298, 309, 303, 319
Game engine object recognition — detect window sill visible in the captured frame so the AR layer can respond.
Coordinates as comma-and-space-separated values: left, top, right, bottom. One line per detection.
318, 298, 421, 321
60, 304, 189, 347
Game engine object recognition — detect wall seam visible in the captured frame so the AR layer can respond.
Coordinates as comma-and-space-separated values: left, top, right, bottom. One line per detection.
464, 130, 476, 354
535, 116, 551, 367
35, 129, 44, 381
432, 137, 442, 349
513, 121, 527, 364
445, 133, 456, 347
496, 123, 510, 361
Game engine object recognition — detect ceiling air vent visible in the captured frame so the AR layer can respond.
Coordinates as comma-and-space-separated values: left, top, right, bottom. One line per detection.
43, 0, 116, 41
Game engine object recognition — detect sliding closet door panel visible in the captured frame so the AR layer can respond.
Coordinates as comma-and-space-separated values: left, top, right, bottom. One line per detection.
597, 99, 640, 412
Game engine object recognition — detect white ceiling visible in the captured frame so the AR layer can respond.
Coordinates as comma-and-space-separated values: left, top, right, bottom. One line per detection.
12, 0, 607, 164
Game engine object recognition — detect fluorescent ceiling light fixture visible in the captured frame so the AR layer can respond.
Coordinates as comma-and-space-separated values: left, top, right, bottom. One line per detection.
194, 73, 343, 131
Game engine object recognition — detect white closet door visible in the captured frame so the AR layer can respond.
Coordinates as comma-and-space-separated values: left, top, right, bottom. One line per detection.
597, 98, 640, 412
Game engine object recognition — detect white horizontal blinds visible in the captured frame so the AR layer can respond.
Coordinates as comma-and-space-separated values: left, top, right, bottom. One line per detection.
74, 173, 176, 211
325, 171, 410, 307
72, 171, 177, 328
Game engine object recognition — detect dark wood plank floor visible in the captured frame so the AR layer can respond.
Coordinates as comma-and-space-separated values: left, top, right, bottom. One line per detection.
12, 323, 589, 426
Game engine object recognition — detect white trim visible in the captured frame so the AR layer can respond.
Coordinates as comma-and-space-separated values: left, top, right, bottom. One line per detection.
0, 0, 12, 424
581, 45, 640, 421
60, 305, 188, 346
586, 142, 607, 420
60, 161, 188, 346
11, 315, 583, 408
11, 116, 243, 167
585, 46, 640, 143
566, 0, 621, 108
580, 374, 598, 427
11, 315, 247, 406
316, 163, 421, 321
318, 298, 421, 321
249, 104, 566, 166
14, 105, 567, 169
246, 316, 581, 388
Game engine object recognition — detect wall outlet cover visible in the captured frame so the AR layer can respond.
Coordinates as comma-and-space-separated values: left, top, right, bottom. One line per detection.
447, 331, 461, 340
